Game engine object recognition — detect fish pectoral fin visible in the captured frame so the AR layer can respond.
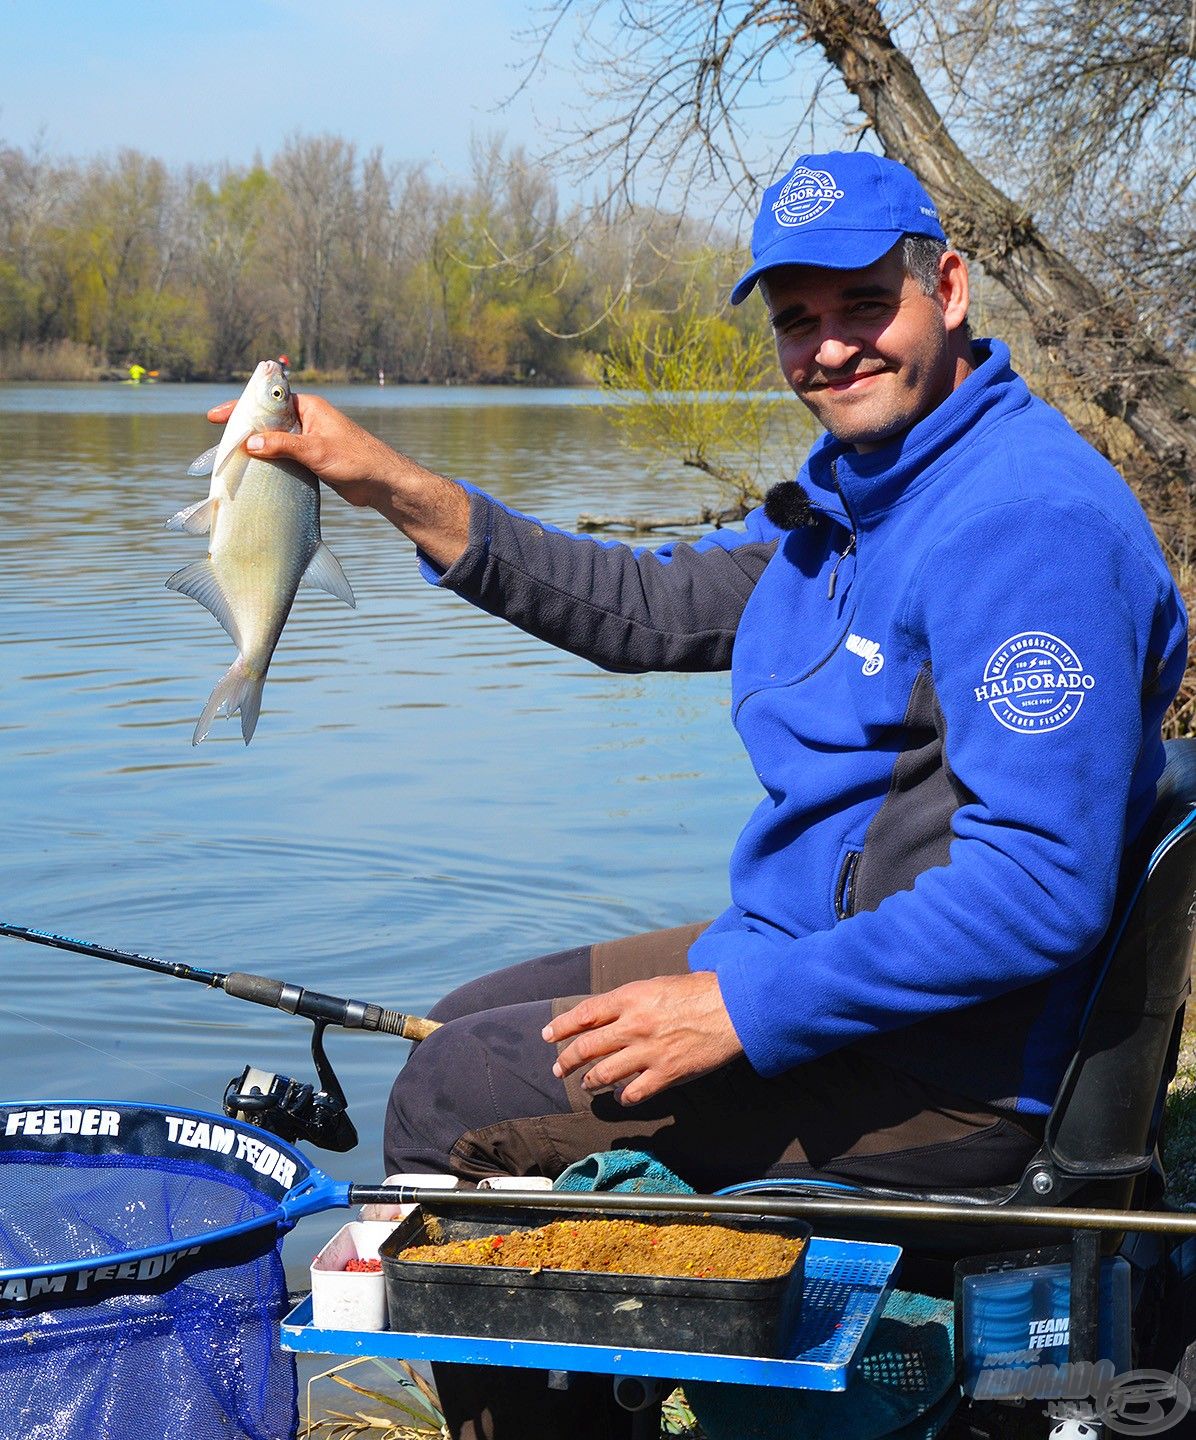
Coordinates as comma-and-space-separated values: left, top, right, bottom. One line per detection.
301, 542, 356, 608
165, 558, 242, 647
213, 427, 255, 495
165, 496, 218, 535
186, 444, 221, 477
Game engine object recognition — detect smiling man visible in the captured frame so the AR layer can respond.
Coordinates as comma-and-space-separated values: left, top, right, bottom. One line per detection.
761, 245, 972, 446
227, 152, 1187, 1440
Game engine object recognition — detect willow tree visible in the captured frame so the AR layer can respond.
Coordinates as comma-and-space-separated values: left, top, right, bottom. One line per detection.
535, 0, 1196, 499
583, 297, 803, 530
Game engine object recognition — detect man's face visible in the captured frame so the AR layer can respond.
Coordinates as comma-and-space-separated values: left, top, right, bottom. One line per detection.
760, 245, 966, 451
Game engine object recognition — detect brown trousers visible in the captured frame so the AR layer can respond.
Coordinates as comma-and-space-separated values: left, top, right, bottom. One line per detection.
390, 923, 1045, 1440
386, 922, 1042, 1193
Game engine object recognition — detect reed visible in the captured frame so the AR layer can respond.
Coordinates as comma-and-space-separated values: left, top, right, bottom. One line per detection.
0, 339, 102, 382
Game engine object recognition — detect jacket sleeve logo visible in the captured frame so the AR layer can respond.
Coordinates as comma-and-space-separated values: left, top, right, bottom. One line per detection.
974, 632, 1094, 733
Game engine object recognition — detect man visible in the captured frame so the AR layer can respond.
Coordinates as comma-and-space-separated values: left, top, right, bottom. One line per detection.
215, 151, 1185, 1433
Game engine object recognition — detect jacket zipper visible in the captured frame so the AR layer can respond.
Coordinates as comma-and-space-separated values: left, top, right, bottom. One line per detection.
835, 850, 861, 919
827, 458, 857, 601
829, 458, 862, 919
827, 533, 856, 600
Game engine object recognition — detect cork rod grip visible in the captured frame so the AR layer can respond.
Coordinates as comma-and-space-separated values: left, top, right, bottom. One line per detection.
373, 1007, 441, 1042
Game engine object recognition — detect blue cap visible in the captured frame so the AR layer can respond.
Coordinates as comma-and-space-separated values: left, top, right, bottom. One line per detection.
730, 152, 947, 305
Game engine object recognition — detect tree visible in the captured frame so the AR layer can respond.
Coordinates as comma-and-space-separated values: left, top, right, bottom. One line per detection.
192, 166, 278, 375
66, 149, 175, 361
538, 0, 1196, 494
585, 290, 802, 530
0, 136, 68, 346
272, 134, 358, 371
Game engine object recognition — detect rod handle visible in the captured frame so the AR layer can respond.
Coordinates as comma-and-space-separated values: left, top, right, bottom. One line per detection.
372, 1008, 441, 1041
223, 971, 284, 1007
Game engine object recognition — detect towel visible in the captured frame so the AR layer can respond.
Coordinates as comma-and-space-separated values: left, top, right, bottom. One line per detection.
553, 1148, 693, 1194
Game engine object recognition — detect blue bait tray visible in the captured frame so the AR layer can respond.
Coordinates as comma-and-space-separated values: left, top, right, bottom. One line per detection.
282, 1235, 900, 1392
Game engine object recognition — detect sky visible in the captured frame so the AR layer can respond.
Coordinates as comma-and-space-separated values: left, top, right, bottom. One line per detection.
0, 1, 596, 187
0, 0, 842, 220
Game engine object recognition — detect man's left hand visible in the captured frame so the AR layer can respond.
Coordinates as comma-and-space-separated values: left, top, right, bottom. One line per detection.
542, 971, 743, 1106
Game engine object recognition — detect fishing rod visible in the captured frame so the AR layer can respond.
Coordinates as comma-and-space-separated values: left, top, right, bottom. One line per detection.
0, 921, 441, 1154
345, 1182, 1196, 1237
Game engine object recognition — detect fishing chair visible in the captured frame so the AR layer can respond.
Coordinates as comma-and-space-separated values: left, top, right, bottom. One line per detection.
721, 736, 1196, 1266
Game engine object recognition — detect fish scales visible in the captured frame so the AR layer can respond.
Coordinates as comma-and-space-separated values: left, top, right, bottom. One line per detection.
166, 360, 355, 745
213, 457, 320, 657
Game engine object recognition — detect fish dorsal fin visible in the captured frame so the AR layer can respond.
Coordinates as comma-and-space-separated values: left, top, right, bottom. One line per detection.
165, 558, 242, 647
301, 542, 356, 608
165, 496, 218, 536
186, 444, 221, 477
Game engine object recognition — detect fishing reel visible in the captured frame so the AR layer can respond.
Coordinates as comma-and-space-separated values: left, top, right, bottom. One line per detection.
224, 1019, 358, 1152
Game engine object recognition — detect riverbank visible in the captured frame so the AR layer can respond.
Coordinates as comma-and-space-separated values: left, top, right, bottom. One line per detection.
0, 341, 598, 388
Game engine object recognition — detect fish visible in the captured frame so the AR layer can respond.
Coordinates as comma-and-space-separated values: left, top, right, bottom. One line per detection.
165, 359, 355, 745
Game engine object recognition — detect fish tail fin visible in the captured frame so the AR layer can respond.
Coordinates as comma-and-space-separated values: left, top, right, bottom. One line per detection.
238, 673, 266, 745
193, 656, 266, 746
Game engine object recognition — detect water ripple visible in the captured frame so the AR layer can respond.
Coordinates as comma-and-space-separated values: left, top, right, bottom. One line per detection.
0, 387, 774, 1179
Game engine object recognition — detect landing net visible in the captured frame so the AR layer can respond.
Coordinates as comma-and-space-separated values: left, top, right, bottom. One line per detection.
0, 1100, 323, 1440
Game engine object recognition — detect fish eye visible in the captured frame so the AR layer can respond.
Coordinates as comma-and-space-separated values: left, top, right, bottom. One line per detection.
271, 386, 285, 401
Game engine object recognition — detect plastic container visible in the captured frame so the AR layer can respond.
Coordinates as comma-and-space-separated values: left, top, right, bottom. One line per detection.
956, 1249, 1131, 1396
477, 1175, 553, 1192
380, 1201, 810, 1357
311, 1221, 401, 1331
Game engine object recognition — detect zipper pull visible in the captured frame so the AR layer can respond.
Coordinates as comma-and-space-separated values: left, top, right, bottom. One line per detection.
827, 532, 856, 600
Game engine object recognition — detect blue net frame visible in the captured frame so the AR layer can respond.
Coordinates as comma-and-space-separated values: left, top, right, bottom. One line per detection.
0, 1101, 324, 1440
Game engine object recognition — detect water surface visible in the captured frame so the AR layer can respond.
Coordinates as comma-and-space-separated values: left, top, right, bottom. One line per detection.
0, 381, 796, 1257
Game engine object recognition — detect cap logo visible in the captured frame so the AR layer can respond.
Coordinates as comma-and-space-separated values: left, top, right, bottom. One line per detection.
772, 166, 844, 227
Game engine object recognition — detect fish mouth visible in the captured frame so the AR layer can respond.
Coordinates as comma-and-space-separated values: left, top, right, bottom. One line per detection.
255, 358, 292, 407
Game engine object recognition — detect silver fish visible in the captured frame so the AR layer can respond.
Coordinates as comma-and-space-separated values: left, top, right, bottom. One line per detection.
166, 360, 355, 745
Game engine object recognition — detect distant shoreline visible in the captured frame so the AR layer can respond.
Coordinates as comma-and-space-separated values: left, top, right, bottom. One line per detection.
0, 373, 596, 389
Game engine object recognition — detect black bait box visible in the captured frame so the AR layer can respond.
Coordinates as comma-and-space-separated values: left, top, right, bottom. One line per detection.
379, 1202, 810, 1357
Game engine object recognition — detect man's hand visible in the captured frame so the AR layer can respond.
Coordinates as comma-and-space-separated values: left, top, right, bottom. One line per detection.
206, 393, 469, 568
542, 971, 743, 1107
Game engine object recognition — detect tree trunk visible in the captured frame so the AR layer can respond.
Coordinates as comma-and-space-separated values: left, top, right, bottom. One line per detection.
796, 0, 1196, 488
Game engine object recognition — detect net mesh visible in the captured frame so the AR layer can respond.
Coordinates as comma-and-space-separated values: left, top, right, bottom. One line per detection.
0, 1108, 303, 1440
0, 1152, 274, 1266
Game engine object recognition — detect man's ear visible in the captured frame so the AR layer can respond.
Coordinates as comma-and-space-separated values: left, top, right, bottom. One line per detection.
939, 251, 970, 334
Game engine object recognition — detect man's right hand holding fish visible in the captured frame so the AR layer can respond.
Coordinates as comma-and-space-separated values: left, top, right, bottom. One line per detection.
206, 393, 469, 571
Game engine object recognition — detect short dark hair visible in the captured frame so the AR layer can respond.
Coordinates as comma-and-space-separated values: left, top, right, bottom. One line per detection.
902, 235, 949, 296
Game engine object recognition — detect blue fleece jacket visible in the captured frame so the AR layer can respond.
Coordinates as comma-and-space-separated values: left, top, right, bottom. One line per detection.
425, 340, 1187, 1115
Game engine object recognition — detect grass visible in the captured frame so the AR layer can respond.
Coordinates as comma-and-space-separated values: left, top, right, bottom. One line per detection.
0, 339, 103, 381
1163, 1009, 1196, 1208
299, 1357, 447, 1438
297, 1359, 707, 1439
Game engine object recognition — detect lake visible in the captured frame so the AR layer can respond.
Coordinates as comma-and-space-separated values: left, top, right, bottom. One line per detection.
0, 381, 803, 1261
